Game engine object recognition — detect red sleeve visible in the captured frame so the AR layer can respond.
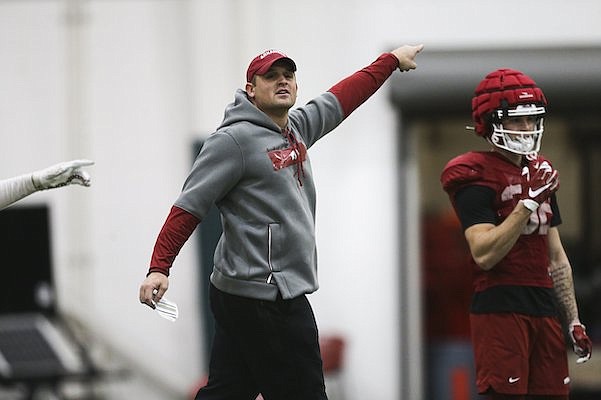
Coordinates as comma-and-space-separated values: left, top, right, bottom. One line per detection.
148, 205, 201, 276
327, 53, 399, 117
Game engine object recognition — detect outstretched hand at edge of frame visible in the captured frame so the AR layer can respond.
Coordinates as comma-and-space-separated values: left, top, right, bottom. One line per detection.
31, 159, 95, 190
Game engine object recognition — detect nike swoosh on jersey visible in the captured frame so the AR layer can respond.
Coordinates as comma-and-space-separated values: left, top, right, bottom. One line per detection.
508, 377, 521, 384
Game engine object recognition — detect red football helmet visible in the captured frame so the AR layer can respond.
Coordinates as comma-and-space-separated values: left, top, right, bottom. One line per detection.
472, 68, 547, 157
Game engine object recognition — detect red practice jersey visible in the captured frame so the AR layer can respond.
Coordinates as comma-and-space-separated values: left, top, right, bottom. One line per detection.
441, 151, 554, 293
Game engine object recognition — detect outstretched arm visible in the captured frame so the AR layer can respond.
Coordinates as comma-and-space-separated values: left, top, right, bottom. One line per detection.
0, 174, 36, 210
0, 159, 94, 210
328, 44, 423, 118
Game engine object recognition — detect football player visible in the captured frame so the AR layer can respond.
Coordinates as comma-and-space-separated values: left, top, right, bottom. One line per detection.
441, 68, 592, 399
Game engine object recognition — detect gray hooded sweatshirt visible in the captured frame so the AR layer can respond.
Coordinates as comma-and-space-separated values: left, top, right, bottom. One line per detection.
175, 89, 344, 300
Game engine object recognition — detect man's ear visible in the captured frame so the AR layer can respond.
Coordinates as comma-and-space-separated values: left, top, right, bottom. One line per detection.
245, 82, 255, 99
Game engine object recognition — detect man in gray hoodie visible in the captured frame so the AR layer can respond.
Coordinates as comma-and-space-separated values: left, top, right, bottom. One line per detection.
139, 43, 423, 400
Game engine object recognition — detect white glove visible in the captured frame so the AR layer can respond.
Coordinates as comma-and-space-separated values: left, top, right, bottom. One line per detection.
31, 159, 94, 190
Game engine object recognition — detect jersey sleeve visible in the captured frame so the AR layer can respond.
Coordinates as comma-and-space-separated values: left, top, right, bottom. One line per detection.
440, 153, 496, 196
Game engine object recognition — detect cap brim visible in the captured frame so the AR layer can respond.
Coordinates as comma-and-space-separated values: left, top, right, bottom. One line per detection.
256, 56, 297, 76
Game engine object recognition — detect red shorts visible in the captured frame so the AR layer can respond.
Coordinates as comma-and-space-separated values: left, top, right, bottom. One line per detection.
470, 313, 570, 396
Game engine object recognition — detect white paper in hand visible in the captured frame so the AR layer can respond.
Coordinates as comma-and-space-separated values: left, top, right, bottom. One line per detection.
152, 290, 179, 322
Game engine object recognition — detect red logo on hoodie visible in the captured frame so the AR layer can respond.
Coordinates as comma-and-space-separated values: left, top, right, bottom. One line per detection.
268, 128, 307, 186
268, 143, 307, 171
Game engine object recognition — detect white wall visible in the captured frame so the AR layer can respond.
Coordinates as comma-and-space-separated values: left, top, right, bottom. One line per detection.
2, 1, 601, 399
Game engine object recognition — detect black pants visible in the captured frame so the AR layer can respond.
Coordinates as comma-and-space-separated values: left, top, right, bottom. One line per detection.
195, 284, 328, 400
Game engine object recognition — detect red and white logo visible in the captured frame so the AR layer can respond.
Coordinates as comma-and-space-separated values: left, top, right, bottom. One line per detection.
268, 143, 307, 171
259, 49, 287, 60
518, 91, 534, 99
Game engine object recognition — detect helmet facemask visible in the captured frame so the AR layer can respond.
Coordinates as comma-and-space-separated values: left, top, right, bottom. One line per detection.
471, 68, 548, 160
488, 104, 545, 158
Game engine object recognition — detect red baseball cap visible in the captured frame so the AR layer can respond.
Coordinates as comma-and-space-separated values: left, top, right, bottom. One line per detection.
246, 49, 297, 82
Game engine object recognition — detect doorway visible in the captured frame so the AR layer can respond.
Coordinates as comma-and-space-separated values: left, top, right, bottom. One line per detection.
390, 46, 601, 399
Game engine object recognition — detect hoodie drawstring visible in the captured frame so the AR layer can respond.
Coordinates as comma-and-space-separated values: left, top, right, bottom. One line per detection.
282, 128, 306, 187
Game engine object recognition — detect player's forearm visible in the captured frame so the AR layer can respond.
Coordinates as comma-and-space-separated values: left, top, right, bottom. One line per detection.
547, 227, 581, 324
466, 204, 532, 270
327, 53, 399, 117
0, 174, 37, 210
549, 260, 580, 324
